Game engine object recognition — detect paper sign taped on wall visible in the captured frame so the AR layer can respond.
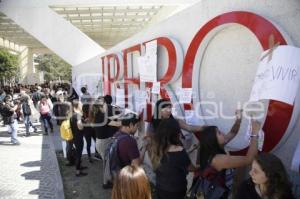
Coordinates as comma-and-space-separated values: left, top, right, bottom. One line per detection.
249, 45, 300, 105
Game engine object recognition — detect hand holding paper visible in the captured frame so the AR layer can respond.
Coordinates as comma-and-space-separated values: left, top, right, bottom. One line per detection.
235, 109, 243, 120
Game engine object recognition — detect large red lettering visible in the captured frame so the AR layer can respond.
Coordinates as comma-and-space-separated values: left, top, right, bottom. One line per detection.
182, 11, 291, 152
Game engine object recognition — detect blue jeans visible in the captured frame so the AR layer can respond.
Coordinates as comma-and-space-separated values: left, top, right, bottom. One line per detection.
40, 112, 53, 133
8, 119, 18, 143
24, 115, 36, 134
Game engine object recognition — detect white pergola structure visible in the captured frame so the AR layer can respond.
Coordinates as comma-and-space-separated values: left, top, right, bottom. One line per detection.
0, 0, 199, 84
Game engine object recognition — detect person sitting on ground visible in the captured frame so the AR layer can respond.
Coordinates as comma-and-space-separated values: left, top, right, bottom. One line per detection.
149, 118, 198, 199
196, 116, 261, 199
236, 153, 295, 199
111, 165, 152, 199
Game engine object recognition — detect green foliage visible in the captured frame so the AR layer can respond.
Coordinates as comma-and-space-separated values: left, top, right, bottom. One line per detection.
0, 48, 19, 79
34, 54, 71, 82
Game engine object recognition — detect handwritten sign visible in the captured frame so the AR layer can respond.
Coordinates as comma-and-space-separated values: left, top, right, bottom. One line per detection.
249, 45, 300, 105
137, 40, 157, 82
145, 40, 157, 55
134, 90, 148, 113
179, 88, 193, 103
116, 88, 125, 108
151, 82, 160, 94
137, 55, 157, 82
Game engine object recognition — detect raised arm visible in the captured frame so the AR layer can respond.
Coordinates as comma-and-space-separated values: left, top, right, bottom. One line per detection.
224, 109, 243, 144
212, 119, 261, 171
177, 119, 205, 133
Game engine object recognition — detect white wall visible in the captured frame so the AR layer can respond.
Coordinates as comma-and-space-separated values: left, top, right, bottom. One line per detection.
73, 0, 300, 183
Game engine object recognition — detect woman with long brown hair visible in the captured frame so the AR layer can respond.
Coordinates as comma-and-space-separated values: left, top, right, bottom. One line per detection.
149, 118, 198, 199
111, 165, 152, 199
237, 153, 295, 199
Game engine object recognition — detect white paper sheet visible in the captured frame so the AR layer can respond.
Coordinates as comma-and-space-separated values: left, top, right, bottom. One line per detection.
151, 82, 161, 94
137, 54, 157, 82
145, 40, 157, 55
249, 45, 300, 105
134, 90, 148, 113
179, 88, 193, 103
116, 88, 125, 108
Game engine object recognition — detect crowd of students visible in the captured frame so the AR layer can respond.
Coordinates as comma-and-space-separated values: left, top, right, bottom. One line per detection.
0, 83, 297, 199
0, 83, 74, 143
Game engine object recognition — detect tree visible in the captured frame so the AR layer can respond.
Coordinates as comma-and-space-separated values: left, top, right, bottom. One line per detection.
0, 48, 19, 85
34, 54, 71, 82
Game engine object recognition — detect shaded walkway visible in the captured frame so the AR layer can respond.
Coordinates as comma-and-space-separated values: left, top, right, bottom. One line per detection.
0, 122, 64, 199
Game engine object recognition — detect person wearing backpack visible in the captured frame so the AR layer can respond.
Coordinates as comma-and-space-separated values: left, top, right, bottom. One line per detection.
53, 94, 71, 126
105, 113, 146, 188
55, 94, 74, 166
32, 86, 43, 108
60, 117, 75, 167
2, 95, 20, 145
21, 96, 38, 136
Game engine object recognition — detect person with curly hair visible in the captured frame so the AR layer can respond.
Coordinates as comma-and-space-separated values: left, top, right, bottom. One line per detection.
237, 153, 295, 199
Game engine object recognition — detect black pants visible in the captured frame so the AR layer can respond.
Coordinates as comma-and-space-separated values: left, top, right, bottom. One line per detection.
156, 188, 186, 199
74, 138, 84, 170
66, 140, 75, 164
84, 127, 97, 157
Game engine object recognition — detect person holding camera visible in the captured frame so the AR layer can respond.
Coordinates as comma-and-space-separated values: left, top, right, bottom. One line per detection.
2, 95, 20, 145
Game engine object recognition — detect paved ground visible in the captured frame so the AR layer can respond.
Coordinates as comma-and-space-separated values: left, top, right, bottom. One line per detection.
56, 152, 111, 199
0, 121, 64, 199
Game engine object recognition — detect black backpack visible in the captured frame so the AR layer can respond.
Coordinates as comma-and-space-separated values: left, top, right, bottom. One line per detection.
22, 102, 31, 116
105, 134, 128, 182
32, 92, 41, 103
0, 104, 14, 118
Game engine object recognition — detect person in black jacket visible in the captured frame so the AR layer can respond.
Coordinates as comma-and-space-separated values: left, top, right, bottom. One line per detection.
53, 94, 71, 126
2, 95, 20, 145
237, 153, 295, 199
70, 100, 87, 177
21, 96, 38, 136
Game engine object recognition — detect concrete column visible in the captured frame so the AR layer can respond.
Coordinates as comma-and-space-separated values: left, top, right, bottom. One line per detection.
0, 37, 22, 53
19, 47, 31, 84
